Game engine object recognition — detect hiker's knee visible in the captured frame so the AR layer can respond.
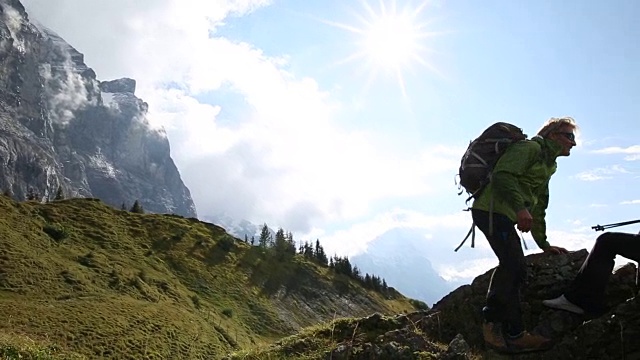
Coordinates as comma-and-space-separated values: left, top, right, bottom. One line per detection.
593, 232, 620, 256
499, 257, 526, 284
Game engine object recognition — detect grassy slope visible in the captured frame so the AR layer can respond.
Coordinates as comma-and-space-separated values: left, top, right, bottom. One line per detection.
0, 196, 417, 359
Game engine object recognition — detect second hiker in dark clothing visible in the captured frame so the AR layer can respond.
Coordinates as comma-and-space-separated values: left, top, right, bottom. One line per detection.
472, 116, 577, 353
543, 231, 640, 315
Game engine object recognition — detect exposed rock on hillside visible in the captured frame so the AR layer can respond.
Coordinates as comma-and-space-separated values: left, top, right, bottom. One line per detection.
0, 0, 196, 217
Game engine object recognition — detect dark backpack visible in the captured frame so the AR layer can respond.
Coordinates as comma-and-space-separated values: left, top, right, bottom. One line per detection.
457, 122, 527, 200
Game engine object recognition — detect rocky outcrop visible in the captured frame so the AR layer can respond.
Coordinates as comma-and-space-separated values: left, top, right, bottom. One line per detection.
420, 250, 639, 359
0, 0, 196, 217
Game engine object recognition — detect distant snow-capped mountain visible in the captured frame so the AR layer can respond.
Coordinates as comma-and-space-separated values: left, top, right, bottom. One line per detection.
350, 228, 454, 307
204, 215, 453, 305
202, 213, 273, 242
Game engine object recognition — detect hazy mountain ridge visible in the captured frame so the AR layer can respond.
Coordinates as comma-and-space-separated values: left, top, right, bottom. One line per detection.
204, 213, 269, 242
351, 228, 454, 306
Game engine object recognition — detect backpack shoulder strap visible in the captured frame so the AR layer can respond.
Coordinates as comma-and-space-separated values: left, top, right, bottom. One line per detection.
455, 220, 476, 252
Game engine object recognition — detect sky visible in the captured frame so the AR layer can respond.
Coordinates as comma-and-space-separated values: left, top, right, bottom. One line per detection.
19, 0, 640, 287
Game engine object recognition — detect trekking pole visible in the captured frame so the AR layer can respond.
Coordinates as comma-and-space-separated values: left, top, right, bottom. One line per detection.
591, 219, 640, 232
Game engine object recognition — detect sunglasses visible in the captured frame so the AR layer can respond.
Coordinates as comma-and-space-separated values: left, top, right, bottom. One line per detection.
558, 132, 575, 142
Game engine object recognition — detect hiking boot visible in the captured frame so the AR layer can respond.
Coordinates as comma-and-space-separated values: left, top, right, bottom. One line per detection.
506, 331, 553, 353
542, 295, 585, 314
482, 322, 507, 351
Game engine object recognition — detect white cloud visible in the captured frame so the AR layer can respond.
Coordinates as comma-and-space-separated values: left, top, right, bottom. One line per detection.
1, 4, 28, 53
437, 257, 496, 282
575, 172, 611, 181
39, 61, 96, 125
592, 145, 640, 161
574, 164, 629, 181
544, 228, 594, 251
21, 0, 272, 83
589, 203, 608, 208
620, 200, 640, 205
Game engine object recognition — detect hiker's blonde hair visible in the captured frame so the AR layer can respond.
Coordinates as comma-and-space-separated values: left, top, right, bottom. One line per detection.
537, 116, 578, 138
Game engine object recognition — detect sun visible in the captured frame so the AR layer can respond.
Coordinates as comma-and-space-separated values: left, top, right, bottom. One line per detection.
361, 7, 421, 70
324, 0, 440, 96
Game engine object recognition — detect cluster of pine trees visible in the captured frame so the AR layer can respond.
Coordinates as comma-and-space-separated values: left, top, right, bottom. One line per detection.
245, 224, 394, 296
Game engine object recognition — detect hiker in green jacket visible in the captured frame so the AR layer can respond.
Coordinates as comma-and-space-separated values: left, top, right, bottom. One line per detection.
472, 116, 577, 354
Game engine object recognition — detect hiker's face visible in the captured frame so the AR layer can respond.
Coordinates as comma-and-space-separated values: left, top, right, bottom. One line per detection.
549, 125, 576, 156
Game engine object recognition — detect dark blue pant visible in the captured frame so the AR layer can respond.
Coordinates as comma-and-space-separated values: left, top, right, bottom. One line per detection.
565, 232, 640, 312
472, 209, 526, 337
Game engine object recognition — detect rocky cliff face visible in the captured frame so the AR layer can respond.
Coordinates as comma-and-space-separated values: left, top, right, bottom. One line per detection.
0, 0, 196, 217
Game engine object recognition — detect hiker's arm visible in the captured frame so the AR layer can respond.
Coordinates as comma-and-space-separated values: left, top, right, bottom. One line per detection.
491, 142, 540, 213
531, 184, 568, 254
530, 184, 550, 249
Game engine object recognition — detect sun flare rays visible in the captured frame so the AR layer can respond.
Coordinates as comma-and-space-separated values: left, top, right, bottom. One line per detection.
324, 0, 442, 97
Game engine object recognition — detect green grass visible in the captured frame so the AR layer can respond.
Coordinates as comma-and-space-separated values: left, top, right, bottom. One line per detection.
0, 196, 419, 358
0, 332, 85, 359
226, 313, 456, 360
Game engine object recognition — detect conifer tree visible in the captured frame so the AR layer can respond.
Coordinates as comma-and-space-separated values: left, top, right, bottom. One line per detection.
54, 186, 64, 200
302, 241, 314, 258
274, 228, 286, 251
26, 187, 39, 201
314, 239, 328, 265
365, 273, 372, 288
259, 223, 271, 248
352, 265, 361, 280
130, 200, 144, 213
286, 231, 296, 254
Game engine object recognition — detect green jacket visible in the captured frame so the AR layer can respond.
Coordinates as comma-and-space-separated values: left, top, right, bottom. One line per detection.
472, 136, 563, 249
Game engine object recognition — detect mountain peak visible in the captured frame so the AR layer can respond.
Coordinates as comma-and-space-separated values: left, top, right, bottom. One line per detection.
100, 78, 136, 94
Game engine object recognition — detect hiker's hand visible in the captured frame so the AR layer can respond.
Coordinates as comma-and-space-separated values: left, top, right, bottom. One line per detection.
516, 209, 533, 232
543, 246, 569, 255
